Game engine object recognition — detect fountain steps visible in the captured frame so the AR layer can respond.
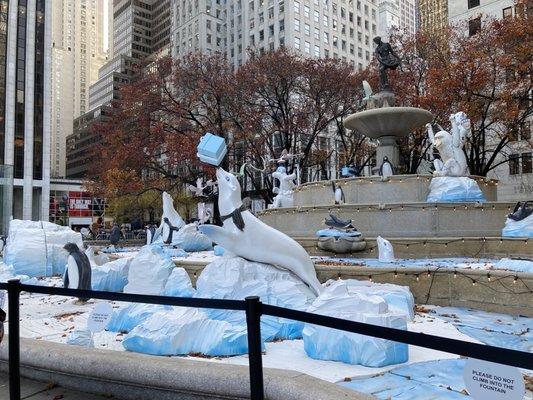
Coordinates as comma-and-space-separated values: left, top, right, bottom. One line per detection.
258, 201, 514, 238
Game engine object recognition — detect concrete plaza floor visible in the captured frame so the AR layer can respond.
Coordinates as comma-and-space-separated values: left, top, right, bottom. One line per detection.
0, 373, 119, 399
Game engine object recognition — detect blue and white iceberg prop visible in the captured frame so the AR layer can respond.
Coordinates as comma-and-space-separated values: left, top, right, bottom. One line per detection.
315, 228, 362, 238
152, 192, 212, 252
197, 132, 227, 166
502, 214, 533, 238
163, 267, 196, 297
3, 220, 83, 277
426, 177, 485, 203
123, 308, 251, 356
91, 257, 131, 292
66, 330, 94, 348
303, 280, 409, 367
123, 246, 175, 295
108, 303, 173, 333
196, 256, 316, 341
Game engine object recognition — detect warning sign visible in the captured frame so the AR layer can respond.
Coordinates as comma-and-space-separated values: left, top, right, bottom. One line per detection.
464, 359, 525, 400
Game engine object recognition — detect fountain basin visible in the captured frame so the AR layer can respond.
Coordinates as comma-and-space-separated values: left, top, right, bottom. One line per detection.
344, 107, 434, 138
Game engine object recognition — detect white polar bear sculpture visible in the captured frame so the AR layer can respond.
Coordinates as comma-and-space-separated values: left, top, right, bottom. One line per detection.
426, 112, 470, 177
270, 166, 297, 209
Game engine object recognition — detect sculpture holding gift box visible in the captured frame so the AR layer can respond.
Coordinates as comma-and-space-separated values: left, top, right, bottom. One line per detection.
197, 133, 323, 295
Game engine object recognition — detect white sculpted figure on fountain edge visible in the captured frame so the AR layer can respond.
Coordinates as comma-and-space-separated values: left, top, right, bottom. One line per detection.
426, 112, 470, 177
198, 167, 323, 295
270, 166, 297, 208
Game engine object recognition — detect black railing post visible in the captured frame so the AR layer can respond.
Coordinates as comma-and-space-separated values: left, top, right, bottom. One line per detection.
7, 279, 20, 400
245, 296, 264, 400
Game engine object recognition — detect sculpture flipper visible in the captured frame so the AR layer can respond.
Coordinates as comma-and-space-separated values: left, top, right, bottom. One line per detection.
197, 225, 236, 247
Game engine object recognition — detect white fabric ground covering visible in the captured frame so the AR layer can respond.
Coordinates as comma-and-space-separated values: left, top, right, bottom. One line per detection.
2, 276, 483, 383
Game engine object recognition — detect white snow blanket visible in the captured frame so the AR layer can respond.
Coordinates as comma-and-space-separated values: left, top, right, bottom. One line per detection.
303, 280, 409, 367
502, 214, 533, 238
426, 177, 485, 203
3, 220, 83, 277
123, 246, 175, 295
91, 257, 132, 292
196, 256, 316, 341
123, 308, 250, 356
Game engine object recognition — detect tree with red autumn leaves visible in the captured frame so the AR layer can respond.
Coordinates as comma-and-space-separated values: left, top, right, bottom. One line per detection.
387, 4, 532, 175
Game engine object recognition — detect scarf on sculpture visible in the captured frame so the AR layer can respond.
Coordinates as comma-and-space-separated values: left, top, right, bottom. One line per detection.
220, 203, 249, 231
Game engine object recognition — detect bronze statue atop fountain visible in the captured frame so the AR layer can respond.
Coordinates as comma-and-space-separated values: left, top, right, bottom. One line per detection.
373, 36, 401, 92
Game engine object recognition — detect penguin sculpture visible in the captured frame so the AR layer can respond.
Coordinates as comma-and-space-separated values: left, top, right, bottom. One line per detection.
508, 201, 533, 222
379, 156, 394, 179
63, 243, 92, 301
331, 181, 345, 205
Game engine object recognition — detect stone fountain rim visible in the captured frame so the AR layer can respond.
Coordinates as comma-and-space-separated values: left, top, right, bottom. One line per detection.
344, 106, 434, 134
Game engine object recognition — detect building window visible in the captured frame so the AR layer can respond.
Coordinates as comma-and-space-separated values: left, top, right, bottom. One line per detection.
294, 36, 300, 49
503, 7, 513, 18
305, 41, 310, 53
294, 0, 300, 13
509, 154, 520, 175
468, 17, 481, 36
314, 45, 320, 57
468, 0, 480, 9
523, 153, 532, 174
295, 18, 300, 31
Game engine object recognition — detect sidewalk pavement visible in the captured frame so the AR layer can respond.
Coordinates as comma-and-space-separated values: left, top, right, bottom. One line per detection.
0, 373, 119, 399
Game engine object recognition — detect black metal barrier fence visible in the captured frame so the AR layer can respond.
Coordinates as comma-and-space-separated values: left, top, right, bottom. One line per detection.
1, 279, 532, 400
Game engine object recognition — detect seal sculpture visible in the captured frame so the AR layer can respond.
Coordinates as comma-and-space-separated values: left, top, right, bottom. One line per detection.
198, 167, 323, 295
63, 243, 92, 301
160, 191, 186, 244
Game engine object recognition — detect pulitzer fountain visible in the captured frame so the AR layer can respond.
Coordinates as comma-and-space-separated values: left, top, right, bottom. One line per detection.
258, 37, 515, 258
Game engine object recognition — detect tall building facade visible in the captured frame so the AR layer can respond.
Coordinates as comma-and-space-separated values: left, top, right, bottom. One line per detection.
448, 0, 514, 33
378, 0, 416, 38
67, 0, 172, 178
418, 0, 447, 32
172, 0, 380, 71
0, 0, 51, 220
50, 0, 108, 179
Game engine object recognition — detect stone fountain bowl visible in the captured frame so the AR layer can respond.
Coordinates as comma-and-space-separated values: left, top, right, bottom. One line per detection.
344, 107, 434, 139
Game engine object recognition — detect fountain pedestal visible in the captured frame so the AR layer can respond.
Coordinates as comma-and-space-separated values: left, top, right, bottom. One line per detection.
376, 135, 400, 168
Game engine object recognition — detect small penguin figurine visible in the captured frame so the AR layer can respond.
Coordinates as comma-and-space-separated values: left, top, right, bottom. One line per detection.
331, 181, 345, 205
63, 243, 92, 301
379, 156, 394, 179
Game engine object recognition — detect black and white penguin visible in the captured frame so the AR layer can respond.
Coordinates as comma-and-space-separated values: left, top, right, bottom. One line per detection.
63, 243, 92, 301
331, 181, 345, 205
379, 156, 394, 178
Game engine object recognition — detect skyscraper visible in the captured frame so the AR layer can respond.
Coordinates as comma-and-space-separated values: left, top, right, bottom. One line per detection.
172, 0, 380, 71
1, 0, 51, 220
50, 0, 108, 178
418, 0, 448, 32
378, 0, 417, 38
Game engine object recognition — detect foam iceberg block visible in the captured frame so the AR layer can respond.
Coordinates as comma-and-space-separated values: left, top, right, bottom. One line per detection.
123, 308, 250, 356
86, 247, 110, 266
494, 258, 533, 273
213, 245, 225, 256
4, 220, 83, 277
161, 247, 189, 258
502, 214, 533, 238
91, 257, 131, 292
123, 246, 175, 295
163, 267, 196, 297
196, 257, 316, 341
170, 224, 213, 252
67, 330, 94, 348
426, 177, 485, 203
108, 303, 173, 333
325, 279, 415, 320
303, 280, 408, 367
316, 228, 362, 238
